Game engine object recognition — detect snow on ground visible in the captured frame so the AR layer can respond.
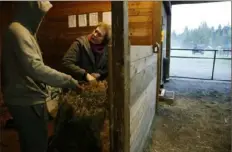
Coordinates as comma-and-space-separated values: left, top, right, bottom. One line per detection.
170, 50, 231, 81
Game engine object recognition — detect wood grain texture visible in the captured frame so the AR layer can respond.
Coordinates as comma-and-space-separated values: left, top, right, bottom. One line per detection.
130, 46, 153, 62
152, 1, 162, 113
107, 46, 114, 152
128, 8, 153, 16
130, 77, 156, 138
128, 2, 153, 9
129, 2, 161, 151
130, 78, 156, 152
111, 1, 130, 152
130, 105, 155, 152
130, 54, 157, 79
130, 61, 157, 106
128, 1, 154, 45
129, 37, 152, 46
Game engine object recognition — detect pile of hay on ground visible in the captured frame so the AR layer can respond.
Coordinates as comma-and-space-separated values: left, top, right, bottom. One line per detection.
147, 98, 231, 152
53, 81, 110, 152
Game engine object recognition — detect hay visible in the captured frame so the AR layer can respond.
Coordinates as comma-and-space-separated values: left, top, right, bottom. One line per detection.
147, 98, 231, 152
61, 81, 108, 117
53, 81, 110, 152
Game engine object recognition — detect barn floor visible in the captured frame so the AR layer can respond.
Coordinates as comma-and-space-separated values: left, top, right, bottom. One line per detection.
145, 78, 231, 152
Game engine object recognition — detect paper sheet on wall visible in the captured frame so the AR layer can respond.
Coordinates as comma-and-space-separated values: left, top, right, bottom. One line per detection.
89, 12, 98, 26
68, 15, 76, 28
78, 14, 87, 27
102, 12, 111, 25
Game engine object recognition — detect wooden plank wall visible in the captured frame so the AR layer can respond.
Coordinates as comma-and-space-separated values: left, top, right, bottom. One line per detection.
128, 1, 153, 45
129, 46, 157, 152
129, 2, 162, 152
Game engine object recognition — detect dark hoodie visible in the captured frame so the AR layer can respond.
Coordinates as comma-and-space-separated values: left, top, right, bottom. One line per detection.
1, 2, 78, 106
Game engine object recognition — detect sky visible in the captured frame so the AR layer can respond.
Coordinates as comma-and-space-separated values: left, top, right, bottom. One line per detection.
171, 1, 231, 34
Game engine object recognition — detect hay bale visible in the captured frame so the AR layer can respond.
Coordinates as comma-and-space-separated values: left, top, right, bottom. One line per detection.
61, 81, 108, 117
49, 81, 110, 152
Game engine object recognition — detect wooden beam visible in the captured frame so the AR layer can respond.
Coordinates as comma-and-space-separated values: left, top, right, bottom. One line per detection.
110, 1, 130, 152
163, 1, 171, 15
152, 2, 162, 113
166, 14, 171, 79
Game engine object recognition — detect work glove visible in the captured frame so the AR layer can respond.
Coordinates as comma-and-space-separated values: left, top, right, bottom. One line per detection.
86, 73, 97, 83
91, 73, 100, 79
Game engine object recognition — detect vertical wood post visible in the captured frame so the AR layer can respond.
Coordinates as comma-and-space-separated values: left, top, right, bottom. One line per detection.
110, 1, 130, 152
152, 2, 162, 113
166, 14, 172, 79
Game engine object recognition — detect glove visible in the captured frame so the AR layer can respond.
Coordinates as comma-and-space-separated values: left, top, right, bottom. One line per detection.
91, 73, 100, 79
86, 73, 96, 82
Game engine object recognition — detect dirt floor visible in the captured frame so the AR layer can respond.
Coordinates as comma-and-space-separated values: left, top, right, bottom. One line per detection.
146, 78, 231, 152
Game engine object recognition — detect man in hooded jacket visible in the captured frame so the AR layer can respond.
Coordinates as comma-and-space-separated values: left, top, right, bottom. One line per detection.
1, 2, 81, 152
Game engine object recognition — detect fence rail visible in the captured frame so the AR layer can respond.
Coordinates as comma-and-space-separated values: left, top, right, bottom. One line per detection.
169, 48, 231, 81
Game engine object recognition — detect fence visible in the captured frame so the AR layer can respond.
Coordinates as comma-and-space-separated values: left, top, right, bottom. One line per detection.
169, 48, 231, 81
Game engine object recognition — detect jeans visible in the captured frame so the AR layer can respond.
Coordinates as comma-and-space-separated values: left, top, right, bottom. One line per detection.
7, 103, 49, 152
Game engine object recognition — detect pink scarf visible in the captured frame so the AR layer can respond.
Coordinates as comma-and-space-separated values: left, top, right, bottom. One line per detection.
88, 35, 105, 54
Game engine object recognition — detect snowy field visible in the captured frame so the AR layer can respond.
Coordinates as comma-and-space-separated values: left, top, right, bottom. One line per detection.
170, 50, 231, 81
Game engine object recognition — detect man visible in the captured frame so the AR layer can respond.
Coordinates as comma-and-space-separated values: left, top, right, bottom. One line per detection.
1, 2, 81, 152
62, 22, 110, 83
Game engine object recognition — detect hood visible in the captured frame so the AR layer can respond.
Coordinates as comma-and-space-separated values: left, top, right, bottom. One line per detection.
14, 1, 53, 34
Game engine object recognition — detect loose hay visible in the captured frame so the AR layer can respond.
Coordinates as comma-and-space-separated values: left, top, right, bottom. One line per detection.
52, 81, 110, 152
61, 81, 108, 117
147, 98, 231, 152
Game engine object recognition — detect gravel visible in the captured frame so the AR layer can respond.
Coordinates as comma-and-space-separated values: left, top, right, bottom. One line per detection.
164, 78, 231, 102
144, 78, 231, 152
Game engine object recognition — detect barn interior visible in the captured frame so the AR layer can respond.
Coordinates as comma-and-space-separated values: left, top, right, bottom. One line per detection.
0, 1, 231, 152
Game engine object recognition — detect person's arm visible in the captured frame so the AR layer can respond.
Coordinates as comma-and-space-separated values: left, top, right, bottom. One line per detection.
62, 41, 87, 81
11, 27, 78, 89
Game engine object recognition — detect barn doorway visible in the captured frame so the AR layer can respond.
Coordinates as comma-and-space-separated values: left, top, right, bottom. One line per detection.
146, 1, 231, 152
170, 1, 231, 81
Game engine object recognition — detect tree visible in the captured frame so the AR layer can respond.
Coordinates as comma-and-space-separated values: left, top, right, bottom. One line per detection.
171, 22, 231, 49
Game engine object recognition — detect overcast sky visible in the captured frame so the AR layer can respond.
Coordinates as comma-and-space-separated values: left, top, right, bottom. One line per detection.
172, 1, 231, 34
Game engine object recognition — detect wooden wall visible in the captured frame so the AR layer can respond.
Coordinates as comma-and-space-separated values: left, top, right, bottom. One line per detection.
128, 1, 153, 45
130, 46, 157, 152
129, 2, 163, 152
